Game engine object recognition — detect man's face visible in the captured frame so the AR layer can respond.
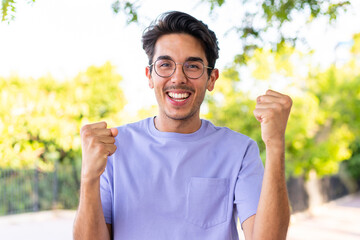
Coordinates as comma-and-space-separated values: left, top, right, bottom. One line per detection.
146, 33, 218, 122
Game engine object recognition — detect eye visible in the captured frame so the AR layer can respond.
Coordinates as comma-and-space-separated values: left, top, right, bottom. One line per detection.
185, 61, 202, 71
157, 60, 174, 68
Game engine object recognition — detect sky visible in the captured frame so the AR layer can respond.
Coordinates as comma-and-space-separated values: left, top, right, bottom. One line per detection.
1, 0, 360, 114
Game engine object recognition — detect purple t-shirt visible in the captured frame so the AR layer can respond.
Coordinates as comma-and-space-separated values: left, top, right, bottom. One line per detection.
100, 117, 264, 240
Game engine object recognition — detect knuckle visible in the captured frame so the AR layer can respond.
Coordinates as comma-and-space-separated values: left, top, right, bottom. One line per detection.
98, 121, 107, 128
96, 144, 106, 154
85, 129, 94, 138
280, 97, 288, 105
287, 96, 293, 107
107, 129, 113, 136
283, 95, 292, 105
81, 128, 91, 139
273, 103, 282, 111
80, 125, 89, 135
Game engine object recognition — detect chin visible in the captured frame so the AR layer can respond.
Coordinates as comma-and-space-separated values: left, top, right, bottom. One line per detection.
165, 109, 198, 121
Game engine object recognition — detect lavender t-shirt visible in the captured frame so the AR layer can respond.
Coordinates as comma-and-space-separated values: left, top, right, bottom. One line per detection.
100, 117, 264, 240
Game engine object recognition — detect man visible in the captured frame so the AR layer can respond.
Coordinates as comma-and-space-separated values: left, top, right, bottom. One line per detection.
73, 11, 292, 240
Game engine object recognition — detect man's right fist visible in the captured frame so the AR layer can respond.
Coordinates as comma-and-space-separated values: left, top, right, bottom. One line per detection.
80, 121, 118, 181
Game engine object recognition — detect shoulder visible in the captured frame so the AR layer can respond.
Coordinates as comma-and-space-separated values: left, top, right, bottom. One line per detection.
115, 117, 152, 134
204, 119, 255, 144
202, 120, 259, 157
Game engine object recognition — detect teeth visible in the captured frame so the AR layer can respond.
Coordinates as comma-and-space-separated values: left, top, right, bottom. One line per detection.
168, 92, 190, 99
173, 98, 185, 102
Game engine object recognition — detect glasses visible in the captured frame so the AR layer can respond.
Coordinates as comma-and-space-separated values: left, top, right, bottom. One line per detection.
149, 59, 213, 79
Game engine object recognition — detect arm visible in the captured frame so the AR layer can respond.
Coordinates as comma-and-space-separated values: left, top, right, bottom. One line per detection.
73, 178, 112, 240
243, 90, 292, 240
73, 122, 118, 240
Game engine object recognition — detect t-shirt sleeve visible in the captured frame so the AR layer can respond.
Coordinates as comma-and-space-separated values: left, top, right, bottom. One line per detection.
234, 139, 264, 226
100, 162, 113, 224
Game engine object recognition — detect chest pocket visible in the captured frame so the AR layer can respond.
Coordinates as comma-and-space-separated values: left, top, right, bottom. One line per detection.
185, 177, 229, 229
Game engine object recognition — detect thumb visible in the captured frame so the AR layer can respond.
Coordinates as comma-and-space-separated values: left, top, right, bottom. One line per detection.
110, 128, 118, 137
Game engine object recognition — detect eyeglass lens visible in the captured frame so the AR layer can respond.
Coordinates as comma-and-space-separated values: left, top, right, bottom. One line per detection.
154, 59, 205, 79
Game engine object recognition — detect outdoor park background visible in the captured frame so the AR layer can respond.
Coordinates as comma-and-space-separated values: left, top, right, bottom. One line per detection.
0, 0, 360, 233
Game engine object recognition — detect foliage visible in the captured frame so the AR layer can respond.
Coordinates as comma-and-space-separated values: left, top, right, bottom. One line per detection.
209, 0, 350, 64
206, 33, 360, 178
0, 62, 127, 214
0, 62, 125, 169
1, 0, 34, 22
344, 141, 360, 180
111, 0, 139, 24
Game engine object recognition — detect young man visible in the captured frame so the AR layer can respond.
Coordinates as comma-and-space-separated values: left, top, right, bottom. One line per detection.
73, 11, 292, 240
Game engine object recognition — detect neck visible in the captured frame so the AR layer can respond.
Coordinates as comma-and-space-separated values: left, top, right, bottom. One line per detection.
154, 113, 202, 134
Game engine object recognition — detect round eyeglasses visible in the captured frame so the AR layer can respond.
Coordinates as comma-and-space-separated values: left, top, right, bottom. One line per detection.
149, 59, 213, 79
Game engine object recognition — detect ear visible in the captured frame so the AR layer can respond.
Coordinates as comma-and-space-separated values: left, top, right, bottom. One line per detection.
206, 68, 219, 92
146, 66, 154, 89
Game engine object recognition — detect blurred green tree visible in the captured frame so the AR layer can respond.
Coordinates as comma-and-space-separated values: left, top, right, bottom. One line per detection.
205, 33, 360, 178
0, 62, 125, 169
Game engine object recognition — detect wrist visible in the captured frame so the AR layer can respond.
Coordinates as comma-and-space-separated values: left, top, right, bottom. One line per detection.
264, 137, 285, 149
80, 172, 102, 189
80, 165, 104, 183
264, 139, 286, 172
80, 177, 101, 198
78, 177, 102, 208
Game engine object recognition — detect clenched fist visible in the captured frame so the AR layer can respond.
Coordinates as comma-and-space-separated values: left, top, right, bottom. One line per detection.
80, 121, 118, 181
253, 90, 292, 147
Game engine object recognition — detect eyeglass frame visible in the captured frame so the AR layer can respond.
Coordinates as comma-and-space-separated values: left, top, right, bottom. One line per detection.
149, 57, 214, 79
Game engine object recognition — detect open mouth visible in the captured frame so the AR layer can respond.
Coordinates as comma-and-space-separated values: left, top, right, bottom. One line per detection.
167, 92, 191, 102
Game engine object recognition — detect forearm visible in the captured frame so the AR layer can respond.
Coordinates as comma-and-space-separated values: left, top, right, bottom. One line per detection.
73, 178, 111, 240
252, 142, 290, 240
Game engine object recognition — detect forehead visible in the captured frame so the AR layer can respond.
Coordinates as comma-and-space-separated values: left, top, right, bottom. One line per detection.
153, 33, 206, 62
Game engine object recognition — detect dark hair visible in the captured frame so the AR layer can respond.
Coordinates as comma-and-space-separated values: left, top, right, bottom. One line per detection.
142, 11, 219, 76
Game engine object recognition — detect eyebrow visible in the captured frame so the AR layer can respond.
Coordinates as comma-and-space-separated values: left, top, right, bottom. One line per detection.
156, 55, 205, 63
156, 55, 172, 61
186, 57, 204, 62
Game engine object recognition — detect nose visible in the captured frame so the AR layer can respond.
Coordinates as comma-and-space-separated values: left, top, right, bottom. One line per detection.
171, 63, 187, 84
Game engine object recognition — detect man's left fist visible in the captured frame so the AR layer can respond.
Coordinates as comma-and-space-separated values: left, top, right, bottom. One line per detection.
253, 89, 292, 147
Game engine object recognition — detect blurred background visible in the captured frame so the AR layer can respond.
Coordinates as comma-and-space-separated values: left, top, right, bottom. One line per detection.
0, 0, 360, 239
